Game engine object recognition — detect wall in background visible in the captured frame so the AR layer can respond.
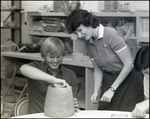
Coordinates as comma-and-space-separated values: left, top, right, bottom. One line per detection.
98, 1, 149, 11
1, 1, 149, 44
21, 1, 149, 12
20, 1, 149, 43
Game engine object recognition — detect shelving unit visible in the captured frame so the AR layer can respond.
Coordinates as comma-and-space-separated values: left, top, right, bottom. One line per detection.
23, 11, 149, 54
1, 1, 23, 44
137, 16, 149, 42
94, 11, 149, 42
2, 11, 149, 110
20, 11, 86, 54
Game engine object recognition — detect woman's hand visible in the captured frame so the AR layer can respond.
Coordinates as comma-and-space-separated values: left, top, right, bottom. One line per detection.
100, 89, 115, 102
71, 34, 78, 40
74, 98, 80, 112
132, 100, 149, 118
91, 92, 99, 104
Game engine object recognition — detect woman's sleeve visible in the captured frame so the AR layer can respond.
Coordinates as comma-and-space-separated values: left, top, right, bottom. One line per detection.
109, 31, 127, 53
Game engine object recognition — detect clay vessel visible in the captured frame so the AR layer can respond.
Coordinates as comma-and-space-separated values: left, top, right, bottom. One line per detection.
44, 85, 75, 117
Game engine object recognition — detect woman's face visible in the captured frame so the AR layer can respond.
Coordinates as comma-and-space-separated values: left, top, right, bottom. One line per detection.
45, 53, 63, 70
142, 68, 149, 80
75, 24, 93, 41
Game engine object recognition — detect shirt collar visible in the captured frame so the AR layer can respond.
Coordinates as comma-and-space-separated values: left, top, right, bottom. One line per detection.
98, 24, 104, 39
43, 61, 62, 74
90, 24, 104, 44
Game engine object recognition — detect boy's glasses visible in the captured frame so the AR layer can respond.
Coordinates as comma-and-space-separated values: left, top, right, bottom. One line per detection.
46, 55, 63, 62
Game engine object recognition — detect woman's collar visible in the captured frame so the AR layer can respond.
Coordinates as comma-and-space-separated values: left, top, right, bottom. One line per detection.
90, 24, 104, 44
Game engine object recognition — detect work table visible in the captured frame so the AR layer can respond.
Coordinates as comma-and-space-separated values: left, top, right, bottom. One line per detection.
11, 110, 149, 118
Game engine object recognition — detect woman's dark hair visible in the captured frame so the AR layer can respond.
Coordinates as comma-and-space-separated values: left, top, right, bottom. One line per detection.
65, 9, 100, 33
134, 46, 149, 72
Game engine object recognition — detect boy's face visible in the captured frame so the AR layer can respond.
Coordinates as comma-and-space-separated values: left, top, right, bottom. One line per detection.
45, 53, 63, 70
142, 68, 149, 80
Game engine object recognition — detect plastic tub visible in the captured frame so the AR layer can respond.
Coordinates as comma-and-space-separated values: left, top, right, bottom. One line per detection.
72, 53, 83, 62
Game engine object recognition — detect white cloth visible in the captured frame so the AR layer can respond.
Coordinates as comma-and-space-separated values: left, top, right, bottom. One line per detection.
11, 110, 149, 118
144, 76, 149, 100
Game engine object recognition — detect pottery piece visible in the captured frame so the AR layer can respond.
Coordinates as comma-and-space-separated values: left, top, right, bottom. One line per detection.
44, 85, 75, 117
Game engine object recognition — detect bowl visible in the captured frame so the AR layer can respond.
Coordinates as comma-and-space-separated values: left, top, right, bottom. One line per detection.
72, 53, 83, 62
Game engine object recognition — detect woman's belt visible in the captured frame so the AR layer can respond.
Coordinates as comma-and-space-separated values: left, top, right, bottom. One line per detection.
104, 70, 120, 75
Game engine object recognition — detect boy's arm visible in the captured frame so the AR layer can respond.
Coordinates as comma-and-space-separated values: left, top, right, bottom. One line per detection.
132, 99, 149, 117
20, 64, 69, 87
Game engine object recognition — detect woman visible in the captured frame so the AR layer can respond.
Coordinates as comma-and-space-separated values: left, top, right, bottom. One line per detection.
65, 9, 144, 111
132, 46, 149, 117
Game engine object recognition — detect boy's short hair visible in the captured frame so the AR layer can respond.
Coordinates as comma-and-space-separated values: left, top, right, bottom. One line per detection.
134, 46, 149, 72
40, 37, 65, 58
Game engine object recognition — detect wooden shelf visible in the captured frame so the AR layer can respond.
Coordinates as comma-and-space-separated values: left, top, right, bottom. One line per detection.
1, 9, 23, 12
1, 27, 21, 29
24, 11, 68, 17
127, 37, 149, 42
137, 37, 149, 42
25, 11, 149, 17
127, 37, 137, 40
94, 11, 149, 17
28, 32, 71, 38
1, 52, 93, 68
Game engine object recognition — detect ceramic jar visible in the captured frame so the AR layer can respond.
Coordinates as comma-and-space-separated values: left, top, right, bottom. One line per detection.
44, 85, 75, 117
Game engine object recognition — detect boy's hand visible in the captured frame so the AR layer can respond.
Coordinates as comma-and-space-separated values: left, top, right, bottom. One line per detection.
53, 83, 63, 88
61, 80, 70, 88
132, 100, 149, 118
74, 98, 80, 112
53, 78, 70, 88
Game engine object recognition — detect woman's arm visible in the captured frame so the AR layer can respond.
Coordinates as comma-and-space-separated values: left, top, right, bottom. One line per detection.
100, 47, 133, 102
20, 64, 69, 87
90, 59, 103, 103
111, 47, 133, 90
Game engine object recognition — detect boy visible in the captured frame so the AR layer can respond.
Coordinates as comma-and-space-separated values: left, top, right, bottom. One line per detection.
20, 37, 80, 114
132, 46, 149, 117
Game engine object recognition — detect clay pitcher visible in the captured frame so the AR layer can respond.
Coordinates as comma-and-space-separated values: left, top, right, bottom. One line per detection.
44, 85, 75, 117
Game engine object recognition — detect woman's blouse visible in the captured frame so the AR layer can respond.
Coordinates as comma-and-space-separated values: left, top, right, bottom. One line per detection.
85, 24, 131, 73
